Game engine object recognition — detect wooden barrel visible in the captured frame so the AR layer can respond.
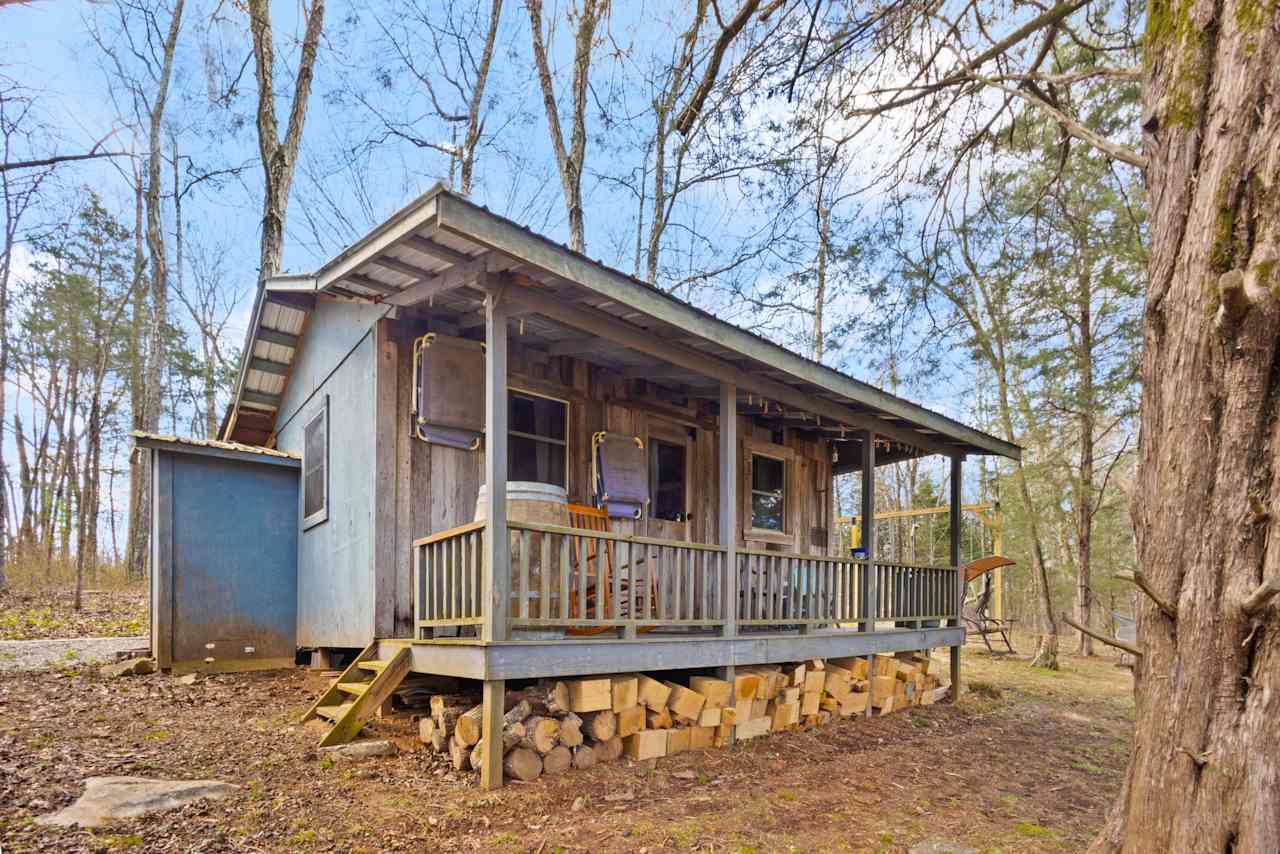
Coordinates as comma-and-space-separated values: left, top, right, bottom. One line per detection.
475, 482, 569, 620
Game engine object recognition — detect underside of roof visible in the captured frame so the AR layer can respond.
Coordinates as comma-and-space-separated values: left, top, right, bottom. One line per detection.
223, 185, 1020, 463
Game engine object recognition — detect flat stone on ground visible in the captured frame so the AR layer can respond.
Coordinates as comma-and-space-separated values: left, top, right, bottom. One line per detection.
36, 776, 238, 828
318, 739, 397, 760
909, 842, 978, 854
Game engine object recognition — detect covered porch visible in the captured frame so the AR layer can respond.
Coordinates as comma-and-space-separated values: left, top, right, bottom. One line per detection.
250, 185, 1018, 785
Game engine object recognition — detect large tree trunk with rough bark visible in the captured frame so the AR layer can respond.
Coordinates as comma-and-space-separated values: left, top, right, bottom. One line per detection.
1091, 1, 1280, 850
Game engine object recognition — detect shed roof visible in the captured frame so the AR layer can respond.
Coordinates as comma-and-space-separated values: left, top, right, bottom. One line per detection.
133, 431, 301, 467
223, 185, 1020, 461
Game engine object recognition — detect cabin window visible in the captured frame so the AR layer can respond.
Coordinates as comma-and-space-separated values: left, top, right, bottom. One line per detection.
750, 453, 786, 531
509, 390, 568, 488
302, 398, 328, 529
650, 439, 687, 521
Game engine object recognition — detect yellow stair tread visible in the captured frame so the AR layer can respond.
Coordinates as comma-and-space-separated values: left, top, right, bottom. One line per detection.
336, 681, 371, 696
356, 660, 388, 671
316, 702, 354, 722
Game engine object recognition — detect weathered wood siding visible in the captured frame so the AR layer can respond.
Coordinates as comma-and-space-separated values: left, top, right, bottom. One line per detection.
276, 299, 390, 648
381, 330, 839, 582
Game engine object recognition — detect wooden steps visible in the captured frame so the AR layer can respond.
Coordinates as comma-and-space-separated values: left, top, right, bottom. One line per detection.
300, 643, 411, 747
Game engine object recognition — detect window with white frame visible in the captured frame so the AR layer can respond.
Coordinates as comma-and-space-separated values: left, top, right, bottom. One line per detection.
302, 398, 329, 528
508, 390, 568, 488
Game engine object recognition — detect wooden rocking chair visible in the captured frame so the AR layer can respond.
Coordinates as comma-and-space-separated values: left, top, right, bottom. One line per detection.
565, 503, 654, 636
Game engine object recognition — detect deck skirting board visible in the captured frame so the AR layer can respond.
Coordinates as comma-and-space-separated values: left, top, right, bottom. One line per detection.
383, 627, 964, 681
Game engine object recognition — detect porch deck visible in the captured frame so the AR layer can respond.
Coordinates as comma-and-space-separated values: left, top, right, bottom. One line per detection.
401, 518, 963, 681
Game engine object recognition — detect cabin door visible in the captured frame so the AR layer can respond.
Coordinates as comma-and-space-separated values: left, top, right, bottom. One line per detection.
644, 417, 695, 543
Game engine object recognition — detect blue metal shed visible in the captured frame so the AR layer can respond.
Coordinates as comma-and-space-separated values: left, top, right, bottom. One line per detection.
136, 433, 300, 673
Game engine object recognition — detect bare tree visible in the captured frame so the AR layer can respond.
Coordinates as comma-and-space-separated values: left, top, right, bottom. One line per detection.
525, 0, 608, 253
247, 0, 325, 278
676, 0, 1277, 845
368, 0, 504, 195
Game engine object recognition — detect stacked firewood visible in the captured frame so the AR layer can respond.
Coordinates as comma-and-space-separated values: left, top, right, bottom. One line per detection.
419, 678, 631, 782
419, 650, 946, 777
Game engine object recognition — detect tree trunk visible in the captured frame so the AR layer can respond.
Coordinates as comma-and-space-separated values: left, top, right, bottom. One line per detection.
1075, 272, 1095, 656
248, 0, 325, 280
1091, 1, 1280, 849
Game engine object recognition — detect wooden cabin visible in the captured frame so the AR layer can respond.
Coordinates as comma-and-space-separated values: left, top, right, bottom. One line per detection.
138, 184, 1019, 787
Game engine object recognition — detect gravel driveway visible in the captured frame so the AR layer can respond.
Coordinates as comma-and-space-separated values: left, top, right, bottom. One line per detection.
0, 636, 148, 671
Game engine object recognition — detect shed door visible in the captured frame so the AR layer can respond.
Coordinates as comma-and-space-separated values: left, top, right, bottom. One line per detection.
153, 450, 299, 672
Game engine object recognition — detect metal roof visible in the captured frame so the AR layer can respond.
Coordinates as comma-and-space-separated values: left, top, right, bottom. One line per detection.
222, 184, 1020, 461
132, 431, 301, 466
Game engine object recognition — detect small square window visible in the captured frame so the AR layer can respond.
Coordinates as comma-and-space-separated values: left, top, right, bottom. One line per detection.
302, 399, 328, 529
750, 454, 785, 531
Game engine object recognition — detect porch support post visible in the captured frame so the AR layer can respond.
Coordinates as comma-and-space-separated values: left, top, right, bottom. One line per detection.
858, 430, 876, 634
949, 453, 963, 702
483, 288, 510, 643
480, 678, 505, 789
719, 382, 738, 638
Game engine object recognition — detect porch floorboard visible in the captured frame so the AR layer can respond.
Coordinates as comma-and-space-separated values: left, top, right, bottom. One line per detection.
378, 626, 963, 681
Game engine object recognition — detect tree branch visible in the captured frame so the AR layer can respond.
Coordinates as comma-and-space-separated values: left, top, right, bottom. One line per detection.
1241, 579, 1280, 617
1062, 613, 1142, 657
1116, 570, 1177, 621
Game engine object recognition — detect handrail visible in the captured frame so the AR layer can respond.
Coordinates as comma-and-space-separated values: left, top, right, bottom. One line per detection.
507, 520, 729, 552
413, 520, 485, 549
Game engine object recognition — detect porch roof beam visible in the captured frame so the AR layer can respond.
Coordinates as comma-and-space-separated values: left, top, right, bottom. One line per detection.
403, 234, 475, 266
497, 281, 954, 457
249, 357, 290, 376
437, 191, 1019, 460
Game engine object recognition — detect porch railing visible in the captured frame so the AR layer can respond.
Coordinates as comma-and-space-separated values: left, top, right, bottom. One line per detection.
412, 520, 961, 639
506, 521, 728, 631
736, 550, 867, 627
872, 560, 961, 625
413, 521, 485, 633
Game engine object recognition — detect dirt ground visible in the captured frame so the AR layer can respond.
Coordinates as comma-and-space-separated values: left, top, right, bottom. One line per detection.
0, 636, 1134, 853
0, 587, 148, 641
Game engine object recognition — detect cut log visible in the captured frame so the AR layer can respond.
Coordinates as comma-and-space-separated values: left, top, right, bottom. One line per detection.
571, 744, 597, 770
568, 678, 612, 713
504, 699, 531, 727
432, 696, 473, 736
733, 673, 762, 702
697, 706, 722, 727
546, 681, 571, 715
610, 675, 639, 712
504, 747, 543, 782
720, 706, 738, 726
667, 727, 692, 755
814, 665, 834, 696
454, 704, 484, 746
559, 713, 584, 748
419, 718, 447, 752
469, 739, 486, 772
582, 709, 617, 742
522, 716, 561, 754
735, 715, 771, 740
617, 705, 645, 738
841, 692, 869, 716
449, 734, 468, 771
871, 676, 896, 708
809, 658, 824, 671
503, 721, 526, 752
788, 663, 807, 687
625, 729, 668, 760
593, 735, 623, 762
689, 676, 732, 709
801, 691, 820, 716
664, 681, 706, 722
689, 725, 714, 749
646, 706, 672, 730
542, 744, 572, 774
637, 674, 671, 711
